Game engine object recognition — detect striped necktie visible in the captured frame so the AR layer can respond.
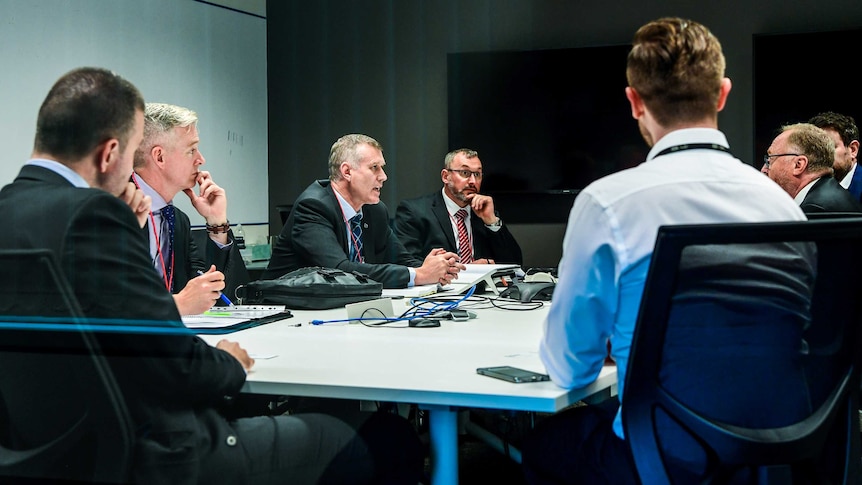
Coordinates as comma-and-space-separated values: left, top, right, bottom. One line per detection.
455, 209, 473, 264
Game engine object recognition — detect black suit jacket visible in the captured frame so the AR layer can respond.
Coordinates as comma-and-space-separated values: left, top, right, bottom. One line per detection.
395, 191, 523, 265
142, 206, 249, 303
0, 165, 248, 483
800, 176, 862, 214
264, 179, 422, 288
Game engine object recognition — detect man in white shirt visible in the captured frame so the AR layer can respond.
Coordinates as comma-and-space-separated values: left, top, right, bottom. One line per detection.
521, 17, 809, 484
809, 111, 862, 200
761, 122, 862, 214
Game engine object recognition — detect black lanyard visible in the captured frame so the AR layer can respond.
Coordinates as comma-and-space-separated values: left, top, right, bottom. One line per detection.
653, 143, 732, 159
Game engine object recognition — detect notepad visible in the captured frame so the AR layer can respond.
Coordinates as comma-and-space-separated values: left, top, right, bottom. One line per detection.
183, 305, 292, 334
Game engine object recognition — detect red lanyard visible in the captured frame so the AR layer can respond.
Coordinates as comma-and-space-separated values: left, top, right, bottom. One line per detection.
132, 174, 175, 291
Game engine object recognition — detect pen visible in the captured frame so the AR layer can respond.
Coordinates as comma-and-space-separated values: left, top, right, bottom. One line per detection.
197, 270, 234, 306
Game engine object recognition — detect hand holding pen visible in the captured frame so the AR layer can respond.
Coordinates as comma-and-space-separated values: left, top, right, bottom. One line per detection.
197, 268, 233, 306
173, 265, 229, 316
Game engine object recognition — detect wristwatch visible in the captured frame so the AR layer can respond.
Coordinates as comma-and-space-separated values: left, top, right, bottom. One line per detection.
486, 217, 502, 228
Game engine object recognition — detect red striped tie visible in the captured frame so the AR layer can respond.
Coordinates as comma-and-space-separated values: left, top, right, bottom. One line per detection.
455, 209, 473, 264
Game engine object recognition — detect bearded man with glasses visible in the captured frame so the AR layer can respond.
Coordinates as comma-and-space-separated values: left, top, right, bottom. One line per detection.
395, 148, 523, 265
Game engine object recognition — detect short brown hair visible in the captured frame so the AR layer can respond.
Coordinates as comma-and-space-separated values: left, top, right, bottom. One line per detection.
626, 18, 725, 127
34, 67, 144, 161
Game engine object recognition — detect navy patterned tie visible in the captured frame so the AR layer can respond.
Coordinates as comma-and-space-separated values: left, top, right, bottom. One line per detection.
349, 213, 363, 262
160, 204, 175, 290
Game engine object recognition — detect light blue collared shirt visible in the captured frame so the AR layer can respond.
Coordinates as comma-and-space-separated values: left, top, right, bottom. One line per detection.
27, 159, 88, 188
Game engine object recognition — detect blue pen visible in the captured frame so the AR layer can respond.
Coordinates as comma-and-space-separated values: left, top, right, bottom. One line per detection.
197, 270, 234, 306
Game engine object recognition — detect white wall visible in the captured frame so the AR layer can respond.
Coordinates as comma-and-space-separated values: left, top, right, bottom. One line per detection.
0, 0, 268, 224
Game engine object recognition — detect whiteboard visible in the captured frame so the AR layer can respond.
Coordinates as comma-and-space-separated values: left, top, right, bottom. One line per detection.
0, 0, 268, 225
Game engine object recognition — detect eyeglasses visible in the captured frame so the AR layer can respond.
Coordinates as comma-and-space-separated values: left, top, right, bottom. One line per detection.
446, 168, 483, 180
762, 153, 800, 169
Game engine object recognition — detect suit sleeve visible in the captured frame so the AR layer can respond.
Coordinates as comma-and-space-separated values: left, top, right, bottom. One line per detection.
202, 229, 250, 301
290, 196, 413, 288
65, 194, 246, 406
476, 221, 523, 265
394, 199, 428, 260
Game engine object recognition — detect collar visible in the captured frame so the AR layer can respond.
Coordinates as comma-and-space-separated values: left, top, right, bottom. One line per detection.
332, 185, 361, 221
133, 172, 171, 212
441, 187, 470, 219
840, 163, 856, 189
26, 159, 89, 188
646, 128, 730, 162
794, 176, 821, 205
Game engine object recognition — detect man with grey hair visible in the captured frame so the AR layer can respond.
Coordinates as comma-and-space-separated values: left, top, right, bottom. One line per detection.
395, 148, 523, 265
761, 122, 862, 214
133, 102, 248, 315
265, 133, 463, 288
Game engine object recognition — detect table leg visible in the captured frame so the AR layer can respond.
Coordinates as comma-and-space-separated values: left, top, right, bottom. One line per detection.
424, 404, 459, 485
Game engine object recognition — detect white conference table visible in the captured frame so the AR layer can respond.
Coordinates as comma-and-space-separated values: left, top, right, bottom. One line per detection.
198, 301, 617, 485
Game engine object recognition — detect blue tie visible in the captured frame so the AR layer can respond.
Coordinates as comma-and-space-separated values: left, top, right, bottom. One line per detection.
349, 213, 363, 262
160, 205, 175, 290
848, 165, 862, 202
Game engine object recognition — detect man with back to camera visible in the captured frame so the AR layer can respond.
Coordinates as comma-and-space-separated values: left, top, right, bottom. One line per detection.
0, 67, 423, 484
264, 133, 465, 288
394, 148, 523, 265
521, 18, 815, 483
133, 102, 249, 315
761, 122, 862, 214
809, 111, 862, 201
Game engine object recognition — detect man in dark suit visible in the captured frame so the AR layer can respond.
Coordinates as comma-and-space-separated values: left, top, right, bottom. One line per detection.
133, 103, 248, 315
0, 67, 422, 484
264, 133, 464, 288
395, 148, 523, 265
809, 111, 862, 201
761, 122, 862, 214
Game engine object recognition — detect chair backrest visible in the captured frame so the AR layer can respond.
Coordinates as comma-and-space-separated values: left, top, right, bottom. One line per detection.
0, 248, 134, 483
623, 219, 862, 484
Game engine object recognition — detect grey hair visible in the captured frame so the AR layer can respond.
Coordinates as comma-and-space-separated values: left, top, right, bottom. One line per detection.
444, 148, 478, 169
328, 134, 383, 181
134, 103, 198, 168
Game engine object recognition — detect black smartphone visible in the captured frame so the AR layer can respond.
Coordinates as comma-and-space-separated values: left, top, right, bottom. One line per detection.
476, 366, 550, 383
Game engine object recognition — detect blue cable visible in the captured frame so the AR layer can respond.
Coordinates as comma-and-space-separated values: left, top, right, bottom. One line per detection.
311, 285, 478, 325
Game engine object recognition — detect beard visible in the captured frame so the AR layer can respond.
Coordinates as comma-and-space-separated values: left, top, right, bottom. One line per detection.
446, 182, 474, 205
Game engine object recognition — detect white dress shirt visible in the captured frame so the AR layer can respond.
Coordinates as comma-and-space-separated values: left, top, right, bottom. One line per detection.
539, 128, 807, 439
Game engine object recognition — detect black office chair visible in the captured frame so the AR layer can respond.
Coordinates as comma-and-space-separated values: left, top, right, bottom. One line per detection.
623, 220, 862, 484
0, 248, 134, 483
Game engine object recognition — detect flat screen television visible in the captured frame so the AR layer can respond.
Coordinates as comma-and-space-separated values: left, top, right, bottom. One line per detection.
753, 28, 862, 164
447, 44, 644, 223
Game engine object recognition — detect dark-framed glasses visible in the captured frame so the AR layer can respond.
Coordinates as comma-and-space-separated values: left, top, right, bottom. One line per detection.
447, 168, 483, 180
762, 153, 800, 169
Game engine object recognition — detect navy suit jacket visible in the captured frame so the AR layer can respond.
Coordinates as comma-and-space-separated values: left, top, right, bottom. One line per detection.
264, 179, 422, 288
0, 165, 247, 483
800, 176, 862, 214
394, 191, 523, 265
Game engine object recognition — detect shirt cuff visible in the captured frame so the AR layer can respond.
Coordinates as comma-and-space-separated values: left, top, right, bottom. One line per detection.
485, 217, 503, 232
408, 268, 417, 287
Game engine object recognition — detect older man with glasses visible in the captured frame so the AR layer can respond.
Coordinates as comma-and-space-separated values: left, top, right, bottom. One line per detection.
395, 148, 523, 265
761, 122, 862, 214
